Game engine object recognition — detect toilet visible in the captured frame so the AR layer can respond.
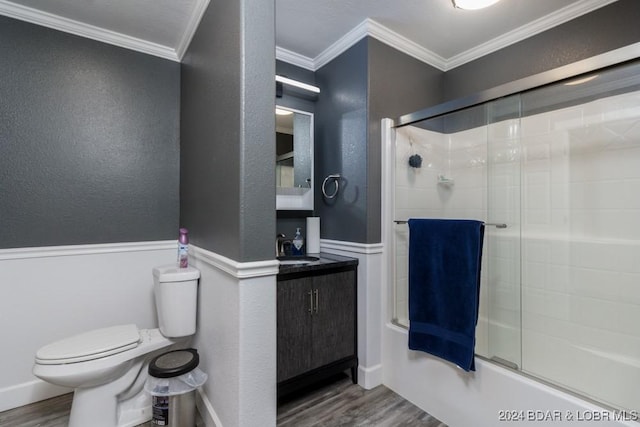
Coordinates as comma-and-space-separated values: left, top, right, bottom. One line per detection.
32, 265, 200, 427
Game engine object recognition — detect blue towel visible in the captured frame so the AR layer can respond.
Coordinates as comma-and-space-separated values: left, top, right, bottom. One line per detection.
407, 218, 484, 372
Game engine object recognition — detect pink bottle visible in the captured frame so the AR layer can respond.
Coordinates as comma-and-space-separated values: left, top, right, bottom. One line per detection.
178, 228, 189, 268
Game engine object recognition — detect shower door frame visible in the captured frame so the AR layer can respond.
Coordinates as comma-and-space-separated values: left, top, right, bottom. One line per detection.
396, 44, 640, 129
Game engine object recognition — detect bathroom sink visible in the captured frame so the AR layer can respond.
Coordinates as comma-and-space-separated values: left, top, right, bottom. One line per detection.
277, 256, 320, 265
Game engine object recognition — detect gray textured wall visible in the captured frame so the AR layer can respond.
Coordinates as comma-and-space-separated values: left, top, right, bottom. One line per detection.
443, 0, 640, 101
180, 0, 275, 262
314, 37, 444, 244
0, 16, 180, 249
315, 39, 369, 243
367, 38, 444, 242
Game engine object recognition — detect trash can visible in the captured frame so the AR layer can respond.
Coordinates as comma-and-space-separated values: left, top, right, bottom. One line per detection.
145, 348, 207, 427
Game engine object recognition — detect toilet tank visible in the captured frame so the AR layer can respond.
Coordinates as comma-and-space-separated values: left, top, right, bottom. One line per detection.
152, 265, 200, 338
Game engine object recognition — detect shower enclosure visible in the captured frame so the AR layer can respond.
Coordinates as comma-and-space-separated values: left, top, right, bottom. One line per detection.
389, 59, 640, 413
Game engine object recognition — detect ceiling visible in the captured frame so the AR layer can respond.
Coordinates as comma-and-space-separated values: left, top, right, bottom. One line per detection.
0, 0, 617, 69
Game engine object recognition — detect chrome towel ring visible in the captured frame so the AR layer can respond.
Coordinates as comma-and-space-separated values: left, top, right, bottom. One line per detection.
321, 174, 341, 199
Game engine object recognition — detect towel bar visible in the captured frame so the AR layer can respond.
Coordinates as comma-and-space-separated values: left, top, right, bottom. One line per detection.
393, 220, 507, 229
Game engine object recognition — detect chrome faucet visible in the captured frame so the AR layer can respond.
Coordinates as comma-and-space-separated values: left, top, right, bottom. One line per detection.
276, 233, 288, 257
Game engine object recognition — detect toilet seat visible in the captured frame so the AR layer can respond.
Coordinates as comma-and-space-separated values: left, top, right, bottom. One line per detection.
36, 324, 141, 365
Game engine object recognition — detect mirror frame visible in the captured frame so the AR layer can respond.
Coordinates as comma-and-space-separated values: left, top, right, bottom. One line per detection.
276, 105, 314, 210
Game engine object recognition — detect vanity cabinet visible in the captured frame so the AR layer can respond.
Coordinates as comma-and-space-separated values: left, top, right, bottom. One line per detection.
277, 264, 357, 397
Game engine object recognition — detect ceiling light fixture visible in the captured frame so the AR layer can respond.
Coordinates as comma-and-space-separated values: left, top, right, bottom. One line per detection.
275, 75, 320, 94
452, 0, 501, 10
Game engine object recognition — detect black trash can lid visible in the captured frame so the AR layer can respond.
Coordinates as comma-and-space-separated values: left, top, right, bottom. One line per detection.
149, 348, 200, 378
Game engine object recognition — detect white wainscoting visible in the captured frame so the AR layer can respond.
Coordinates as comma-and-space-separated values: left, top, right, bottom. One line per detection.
320, 239, 384, 390
0, 241, 176, 412
189, 245, 279, 427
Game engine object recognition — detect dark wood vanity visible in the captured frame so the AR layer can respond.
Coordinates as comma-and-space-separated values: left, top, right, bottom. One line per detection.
276, 254, 358, 398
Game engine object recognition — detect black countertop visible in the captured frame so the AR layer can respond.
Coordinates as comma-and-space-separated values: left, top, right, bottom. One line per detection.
277, 252, 358, 276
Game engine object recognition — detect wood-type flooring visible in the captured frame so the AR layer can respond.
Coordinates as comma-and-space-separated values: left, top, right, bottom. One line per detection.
278, 374, 448, 426
0, 374, 447, 426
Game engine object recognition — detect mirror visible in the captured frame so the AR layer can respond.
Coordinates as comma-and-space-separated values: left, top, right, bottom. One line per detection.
276, 106, 314, 210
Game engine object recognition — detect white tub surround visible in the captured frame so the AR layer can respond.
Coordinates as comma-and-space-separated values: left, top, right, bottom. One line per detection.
319, 239, 384, 389
189, 245, 279, 427
0, 241, 177, 413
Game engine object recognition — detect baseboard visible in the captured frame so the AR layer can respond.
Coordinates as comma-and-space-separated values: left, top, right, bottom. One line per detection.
196, 387, 223, 427
0, 379, 71, 412
358, 364, 383, 390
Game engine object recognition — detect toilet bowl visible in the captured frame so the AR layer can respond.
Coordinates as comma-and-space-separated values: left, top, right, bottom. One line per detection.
32, 265, 200, 427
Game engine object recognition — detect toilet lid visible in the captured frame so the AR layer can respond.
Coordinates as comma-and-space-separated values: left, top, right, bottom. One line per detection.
36, 324, 141, 365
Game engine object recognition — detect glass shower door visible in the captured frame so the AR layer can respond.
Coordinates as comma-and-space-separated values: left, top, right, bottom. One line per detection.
482, 95, 523, 370
392, 95, 524, 372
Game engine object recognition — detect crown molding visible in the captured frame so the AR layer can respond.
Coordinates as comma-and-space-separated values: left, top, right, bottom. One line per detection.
366, 19, 448, 71
176, 0, 209, 61
314, 19, 369, 70
277, 0, 619, 72
446, 0, 620, 70
276, 46, 316, 71
282, 18, 447, 72
0, 0, 180, 62
0, 0, 619, 69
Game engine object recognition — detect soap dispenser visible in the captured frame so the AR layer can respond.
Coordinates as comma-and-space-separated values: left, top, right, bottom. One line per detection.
292, 227, 304, 256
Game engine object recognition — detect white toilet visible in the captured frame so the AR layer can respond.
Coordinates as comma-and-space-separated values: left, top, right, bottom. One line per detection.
32, 265, 200, 427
